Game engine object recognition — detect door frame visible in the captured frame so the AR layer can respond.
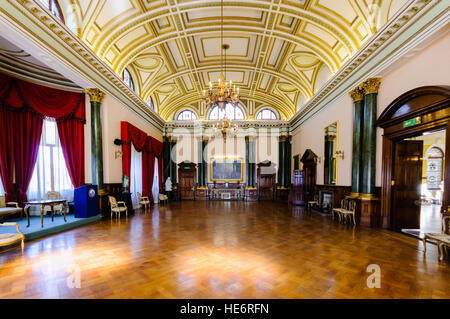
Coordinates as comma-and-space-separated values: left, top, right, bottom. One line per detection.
377, 86, 450, 229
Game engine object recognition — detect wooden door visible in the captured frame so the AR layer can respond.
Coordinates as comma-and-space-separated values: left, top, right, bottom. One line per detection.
180, 172, 195, 200
291, 170, 305, 205
392, 140, 423, 231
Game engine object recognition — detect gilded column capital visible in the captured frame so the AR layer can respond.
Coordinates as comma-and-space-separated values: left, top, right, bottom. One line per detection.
362, 78, 381, 95
85, 88, 105, 103
349, 86, 365, 102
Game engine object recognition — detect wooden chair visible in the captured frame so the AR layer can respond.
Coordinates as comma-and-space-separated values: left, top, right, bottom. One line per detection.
0, 222, 25, 251
108, 196, 128, 219
307, 194, 319, 211
159, 193, 168, 205
44, 191, 63, 215
341, 200, 357, 225
137, 192, 150, 209
332, 198, 347, 221
423, 215, 450, 261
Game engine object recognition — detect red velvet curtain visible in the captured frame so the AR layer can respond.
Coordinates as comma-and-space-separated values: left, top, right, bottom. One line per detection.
0, 73, 85, 204
57, 119, 85, 188
0, 108, 15, 201
121, 122, 163, 201
13, 110, 44, 206
121, 121, 154, 197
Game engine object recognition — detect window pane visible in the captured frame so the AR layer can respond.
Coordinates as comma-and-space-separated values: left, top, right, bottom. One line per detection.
45, 120, 57, 145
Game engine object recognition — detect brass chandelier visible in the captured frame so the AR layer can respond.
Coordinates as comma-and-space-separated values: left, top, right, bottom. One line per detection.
212, 115, 238, 142
202, 0, 240, 111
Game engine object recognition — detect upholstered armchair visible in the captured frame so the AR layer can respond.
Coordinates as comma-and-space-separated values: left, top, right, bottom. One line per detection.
0, 196, 23, 220
159, 193, 168, 205
423, 215, 450, 261
44, 191, 63, 215
137, 192, 150, 209
108, 196, 128, 218
0, 222, 25, 251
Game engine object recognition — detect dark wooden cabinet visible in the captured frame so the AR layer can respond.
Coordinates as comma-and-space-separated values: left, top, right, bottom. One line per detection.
301, 149, 318, 203
291, 170, 305, 205
178, 161, 197, 200
257, 161, 276, 201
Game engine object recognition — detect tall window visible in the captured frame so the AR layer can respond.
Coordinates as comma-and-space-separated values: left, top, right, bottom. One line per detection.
152, 161, 159, 204
27, 119, 73, 206
209, 103, 244, 120
256, 108, 278, 120
0, 177, 4, 196
39, 0, 64, 23
177, 110, 197, 120
123, 68, 135, 91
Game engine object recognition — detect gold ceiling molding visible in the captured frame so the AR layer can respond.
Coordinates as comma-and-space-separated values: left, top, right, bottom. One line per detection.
2, 0, 427, 130
1, 0, 164, 130
289, 0, 444, 131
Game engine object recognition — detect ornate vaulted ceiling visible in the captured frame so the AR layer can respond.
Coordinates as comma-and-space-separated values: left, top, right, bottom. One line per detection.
57, 0, 408, 121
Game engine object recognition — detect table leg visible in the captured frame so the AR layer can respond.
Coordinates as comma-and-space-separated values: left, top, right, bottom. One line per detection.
24, 205, 30, 227
63, 201, 67, 222
40, 205, 44, 228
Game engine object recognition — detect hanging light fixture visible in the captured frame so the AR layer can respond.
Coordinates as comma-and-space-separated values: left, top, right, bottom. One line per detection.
212, 115, 238, 142
202, 0, 240, 111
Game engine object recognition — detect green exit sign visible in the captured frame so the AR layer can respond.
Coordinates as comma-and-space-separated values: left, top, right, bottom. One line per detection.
403, 116, 421, 128
184, 166, 191, 170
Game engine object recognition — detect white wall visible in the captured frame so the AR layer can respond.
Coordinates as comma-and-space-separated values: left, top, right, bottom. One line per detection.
100, 94, 162, 184
292, 33, 450, 187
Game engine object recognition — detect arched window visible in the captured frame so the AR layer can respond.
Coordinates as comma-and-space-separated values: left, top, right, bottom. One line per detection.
256, 108, 278, 120
39, 0, 64, 23
209, 103, 244, 120
122, 68, 135, 91
148, 97, 157, 112
177, 110, 197, 121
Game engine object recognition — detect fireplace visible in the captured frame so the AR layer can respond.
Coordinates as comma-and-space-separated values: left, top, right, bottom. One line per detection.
321, 191, 333, 213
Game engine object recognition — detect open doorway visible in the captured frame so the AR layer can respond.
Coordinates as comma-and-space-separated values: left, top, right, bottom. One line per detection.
395, 129, 446, 237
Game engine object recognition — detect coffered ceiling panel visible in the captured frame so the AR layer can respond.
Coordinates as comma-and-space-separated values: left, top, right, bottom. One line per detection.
56, 0, 409, 121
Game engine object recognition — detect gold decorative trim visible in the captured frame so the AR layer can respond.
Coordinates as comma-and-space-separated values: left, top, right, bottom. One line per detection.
359, 193, 379, 200
362, 78, 382, 95
85, 88, 105, 103
349, 86, 365, 102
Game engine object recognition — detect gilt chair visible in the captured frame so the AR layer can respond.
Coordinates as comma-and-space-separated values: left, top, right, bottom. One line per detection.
137, 192, 150, 209
0, 222, 25, 251
44, 191, 63, 215
340, 199, 357, 225
423, 215, 450, 261
108, 196, 128, 219
332, 198, 347, 221
159, 193, 168, 205
0, 196, 23, 220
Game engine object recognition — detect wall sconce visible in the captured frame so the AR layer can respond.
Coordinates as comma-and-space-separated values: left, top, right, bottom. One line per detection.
334, 150, 344, 159
114, 138, 123, 159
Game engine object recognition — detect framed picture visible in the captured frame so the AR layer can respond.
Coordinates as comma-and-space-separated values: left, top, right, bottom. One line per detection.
210, 158, 244, 181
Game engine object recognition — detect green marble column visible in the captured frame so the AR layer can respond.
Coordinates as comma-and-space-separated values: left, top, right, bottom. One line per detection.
163, 137, 171, 182
170, 140, 177, 183
85, 88, 105, 192
197, 138, 203, 186
284, 137, 292, 186
277, 136, 289, 187
202, 140, 207, 186
246, 137, 256, 187
349, 87, 365, 195
361, 78, 381, 196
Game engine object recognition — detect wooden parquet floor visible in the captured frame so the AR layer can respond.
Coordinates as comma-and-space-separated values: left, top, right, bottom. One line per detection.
0, 201, 449, 299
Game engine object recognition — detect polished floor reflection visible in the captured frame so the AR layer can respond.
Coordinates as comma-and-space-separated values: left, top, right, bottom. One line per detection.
0, 201, 449, 298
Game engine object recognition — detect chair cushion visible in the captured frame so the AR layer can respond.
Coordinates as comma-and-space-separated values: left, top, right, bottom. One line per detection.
0, 233, 22, 246
426, 233, 450, 241
0, 207, 22, 216
112, 207, 127, 212
140, 200, 150, 204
